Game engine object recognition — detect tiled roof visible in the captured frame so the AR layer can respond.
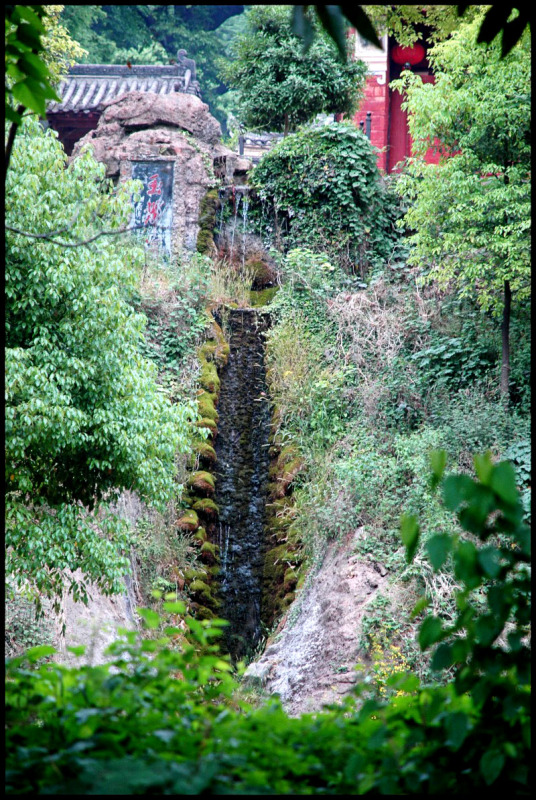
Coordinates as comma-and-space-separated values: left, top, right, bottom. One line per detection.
48, 51, 201, 114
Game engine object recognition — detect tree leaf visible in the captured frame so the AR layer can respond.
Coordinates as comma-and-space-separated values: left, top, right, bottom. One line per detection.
431, 642, 454, 671
489, 461, 518, 504
429, 449, 446, 489
473, 451, 493, 484
442, 474, 475, 512
338, 4, 382, 49
445, 711, 470, 749
11, 80, 46, 116
418, 616, 444, 650
137, 608, 161, 629
480, 749, 505, 785
400, 513, 420, 562
426, 533, 452, 570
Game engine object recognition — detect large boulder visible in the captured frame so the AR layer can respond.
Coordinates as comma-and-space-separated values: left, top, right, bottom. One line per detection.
99, 90, 222, 144
71, 91, 251, 260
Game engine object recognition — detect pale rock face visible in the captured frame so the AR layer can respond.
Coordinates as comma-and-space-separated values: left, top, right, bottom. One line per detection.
100, 91, 223, 145
71, 91, 251, 259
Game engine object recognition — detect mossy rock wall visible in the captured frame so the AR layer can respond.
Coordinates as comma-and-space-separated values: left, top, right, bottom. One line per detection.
178, 307, 229, 624
261, 417, 304, 629
196, 189, 220, 255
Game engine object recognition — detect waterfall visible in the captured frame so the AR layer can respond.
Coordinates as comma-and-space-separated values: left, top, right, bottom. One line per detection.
213, 309, 271, 660
241, 194, 249, 272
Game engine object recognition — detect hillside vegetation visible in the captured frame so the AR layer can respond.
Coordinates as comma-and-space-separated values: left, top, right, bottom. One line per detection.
5, 5, 531, 795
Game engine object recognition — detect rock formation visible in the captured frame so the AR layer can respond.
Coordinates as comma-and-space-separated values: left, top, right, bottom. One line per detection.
71, 91, 250, 259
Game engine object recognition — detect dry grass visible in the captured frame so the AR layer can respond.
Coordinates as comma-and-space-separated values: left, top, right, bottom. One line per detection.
208, 258, 255, 308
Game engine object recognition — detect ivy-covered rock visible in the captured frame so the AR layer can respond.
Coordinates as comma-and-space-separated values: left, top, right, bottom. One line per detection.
251, 122, 402, 274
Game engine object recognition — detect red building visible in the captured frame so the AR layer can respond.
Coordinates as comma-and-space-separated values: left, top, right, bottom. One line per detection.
348, 30, 441, 174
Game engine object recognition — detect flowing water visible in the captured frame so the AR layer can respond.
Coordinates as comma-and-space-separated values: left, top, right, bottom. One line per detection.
213, 308, 271, 660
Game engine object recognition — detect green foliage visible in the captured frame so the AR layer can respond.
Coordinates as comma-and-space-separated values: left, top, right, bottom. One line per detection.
5, 118, 196, 605
403, 452, 530, 765
5, 459, 531, 793
5, 590, 55, 658
5, 5, 60, 123
394, 14, 531, 316
362, 5, 529, 55
252, 123, 401, 273
221, 6, 367, 134
134, 255, 210, 381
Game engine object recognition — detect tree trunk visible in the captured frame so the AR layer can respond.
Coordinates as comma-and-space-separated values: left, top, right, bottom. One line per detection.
500, 279, 511, 402
284, 113, 289, 137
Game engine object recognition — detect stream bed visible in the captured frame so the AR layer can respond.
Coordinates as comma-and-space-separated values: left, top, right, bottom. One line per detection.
213, 308, 271, 660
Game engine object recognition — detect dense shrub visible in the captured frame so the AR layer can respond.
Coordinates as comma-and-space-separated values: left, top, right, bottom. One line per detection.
251, 122, 402, 274
5, 119, 197, 608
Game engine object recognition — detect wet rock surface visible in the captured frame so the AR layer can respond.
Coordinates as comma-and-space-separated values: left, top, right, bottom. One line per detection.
213, 309, 271, 660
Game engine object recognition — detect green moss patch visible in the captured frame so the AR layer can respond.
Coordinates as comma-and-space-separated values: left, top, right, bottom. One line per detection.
176, 509, 199, 532
200, 541, 220, 564
193, 527, 208, 544
192, 497, 220, 519
196, 189, 219, 254
188, 470, 215, 495
197, 391, 219, 422
199, 357, 220, 394
246, 257, 277, 289
189, 579, 215, 605
249, 287, 279, 308
194, 441, 217, 465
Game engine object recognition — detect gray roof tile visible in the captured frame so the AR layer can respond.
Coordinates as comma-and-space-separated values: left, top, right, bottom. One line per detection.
47, 56, 201, 114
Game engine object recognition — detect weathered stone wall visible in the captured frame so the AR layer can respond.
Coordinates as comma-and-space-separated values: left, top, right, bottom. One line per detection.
71, 91, 250, 261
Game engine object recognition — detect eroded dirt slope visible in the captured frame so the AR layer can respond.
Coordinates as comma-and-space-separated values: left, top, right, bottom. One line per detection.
245, 529, 389, 716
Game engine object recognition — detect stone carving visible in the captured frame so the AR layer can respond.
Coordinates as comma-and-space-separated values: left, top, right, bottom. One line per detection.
71, 91, 250, 260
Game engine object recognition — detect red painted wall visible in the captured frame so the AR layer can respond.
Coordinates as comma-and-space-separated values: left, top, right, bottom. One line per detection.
353, 75, 389, 172
353, 72, 442, 173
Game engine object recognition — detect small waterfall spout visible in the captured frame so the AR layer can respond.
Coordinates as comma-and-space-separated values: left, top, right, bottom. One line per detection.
213, 308, 271, 660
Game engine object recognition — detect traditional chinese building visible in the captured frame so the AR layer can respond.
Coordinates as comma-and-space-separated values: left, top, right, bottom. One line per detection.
46, 50, 201, 155
348, 30, 441, 173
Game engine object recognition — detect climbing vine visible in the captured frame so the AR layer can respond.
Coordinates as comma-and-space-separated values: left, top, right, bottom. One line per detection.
251, 122, 402, 274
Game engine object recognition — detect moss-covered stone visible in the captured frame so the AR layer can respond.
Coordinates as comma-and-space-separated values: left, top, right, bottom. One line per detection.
280, 592, 296, 610
196, 188, 219, 255
189, 578, 215, 604
188, 470, 216, 496
283, 567, 298, 592
197, 391, 219, 422
185, 564, 209, 579
195, 418, 218, 437
195, 604, 216, 621
176, 509, 199, 532
199, 341, 217, 361
200, 540, 220, 564
246, 257, 276, 289
249, 287, 279, 307
192, 497, 220, 519
193, 526, 208, 544
194, 441, 217, 465
199, 357, 220, 394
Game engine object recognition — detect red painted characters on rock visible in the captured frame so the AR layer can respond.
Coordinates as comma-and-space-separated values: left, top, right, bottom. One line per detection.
143, 173, 165, 225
